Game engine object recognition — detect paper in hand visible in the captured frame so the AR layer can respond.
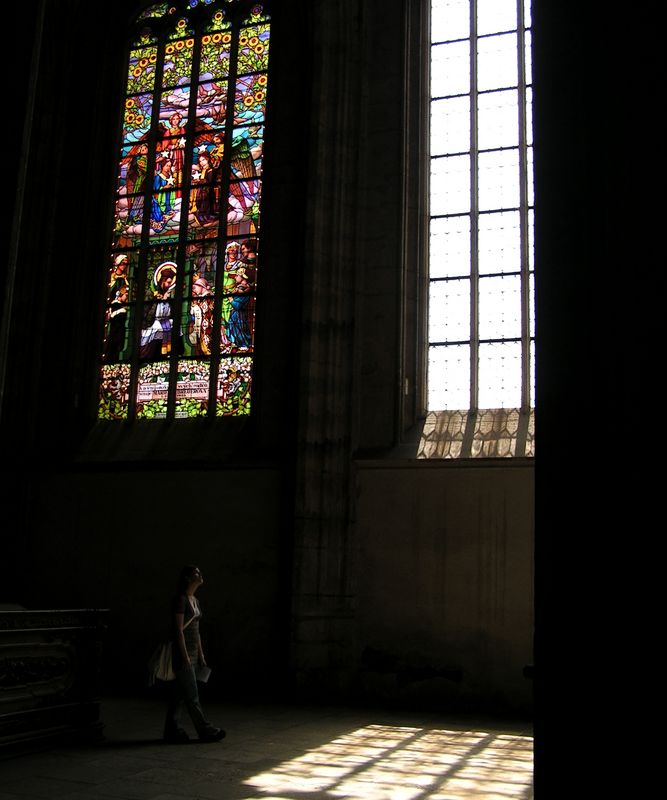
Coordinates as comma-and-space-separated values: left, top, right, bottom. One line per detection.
196, 664, 212, 683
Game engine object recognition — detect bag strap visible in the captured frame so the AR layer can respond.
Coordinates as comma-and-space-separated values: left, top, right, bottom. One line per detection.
182, 596, 200, 630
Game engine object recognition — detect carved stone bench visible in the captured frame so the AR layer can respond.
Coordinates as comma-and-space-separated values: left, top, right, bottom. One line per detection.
0, 607, 109, 756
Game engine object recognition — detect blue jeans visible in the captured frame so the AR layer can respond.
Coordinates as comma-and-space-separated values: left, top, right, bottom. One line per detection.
164, 664, 214, 738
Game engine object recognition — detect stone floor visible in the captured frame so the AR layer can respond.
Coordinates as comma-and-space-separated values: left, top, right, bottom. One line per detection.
0, 696, 533, 799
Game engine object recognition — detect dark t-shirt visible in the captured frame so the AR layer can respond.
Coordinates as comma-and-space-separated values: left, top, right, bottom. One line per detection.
170, 592, 202, 669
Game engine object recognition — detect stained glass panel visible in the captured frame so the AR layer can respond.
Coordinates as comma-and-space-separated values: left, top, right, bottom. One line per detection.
175, 360, 211, 417
217, 357, 252, 416
136, 362, 171, 419
127, 47, 158, 96
234, 73, 268, 124
123, 94, 153, 143
99, 0, 270, 421
99, 364, 132, 420
200, 35, 232, 79
237, 24, 270, 74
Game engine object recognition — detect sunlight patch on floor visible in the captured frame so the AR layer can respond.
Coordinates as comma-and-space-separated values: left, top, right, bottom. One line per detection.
243, 723, 533, 799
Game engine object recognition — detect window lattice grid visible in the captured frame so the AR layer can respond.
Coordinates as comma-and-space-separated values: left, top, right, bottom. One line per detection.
428, 0, 534, 438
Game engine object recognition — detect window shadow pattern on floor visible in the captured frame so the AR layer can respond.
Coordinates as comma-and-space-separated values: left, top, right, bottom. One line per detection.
244, 723, 533, 799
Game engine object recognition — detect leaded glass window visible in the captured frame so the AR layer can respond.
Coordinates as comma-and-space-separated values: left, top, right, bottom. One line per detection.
421, 0, 535, 458
98, 0, 270, 420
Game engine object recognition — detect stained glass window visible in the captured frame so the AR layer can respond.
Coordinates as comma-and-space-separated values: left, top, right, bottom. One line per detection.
98, 0, 270, 420
422, 0, 534, 458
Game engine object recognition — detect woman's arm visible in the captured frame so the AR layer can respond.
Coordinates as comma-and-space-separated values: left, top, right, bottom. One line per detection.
174, 612, 191, 667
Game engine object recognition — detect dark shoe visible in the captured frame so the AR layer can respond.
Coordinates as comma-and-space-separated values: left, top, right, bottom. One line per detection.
199, 727, 226, 742
164, 729, 190, 743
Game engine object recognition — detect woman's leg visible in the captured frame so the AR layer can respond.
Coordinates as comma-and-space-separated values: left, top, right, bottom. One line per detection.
177, 665, 220, 738
163, 678, 188, 740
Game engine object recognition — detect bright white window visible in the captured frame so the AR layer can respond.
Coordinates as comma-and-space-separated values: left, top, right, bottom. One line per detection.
420, 0, 534, 459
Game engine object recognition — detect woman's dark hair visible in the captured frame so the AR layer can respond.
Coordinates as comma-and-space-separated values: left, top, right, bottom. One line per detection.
176, 565, 198, 594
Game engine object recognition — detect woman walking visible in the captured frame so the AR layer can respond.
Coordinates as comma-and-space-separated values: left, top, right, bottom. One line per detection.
164, 565, 225, 743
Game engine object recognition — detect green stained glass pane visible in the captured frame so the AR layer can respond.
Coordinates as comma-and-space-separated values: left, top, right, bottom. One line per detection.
175, 360, 211, 417
138, 4, 169, 20
168, 18, 195, 41
204, 8, 231, 32
162, 37, 195, 86
127, 47, 158, 95
243, 4, 270, 24
200, 34, 231, 79
144, 250, 181, 297
237, 23, 270, 74
98, 364, 131, 420
136, 362, 171, 418
123, 94, 153, 145
216, 357, 252, 416
231, 125, 264, 177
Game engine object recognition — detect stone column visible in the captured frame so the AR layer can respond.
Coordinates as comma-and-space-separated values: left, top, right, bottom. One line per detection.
290, 0, 366, 697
